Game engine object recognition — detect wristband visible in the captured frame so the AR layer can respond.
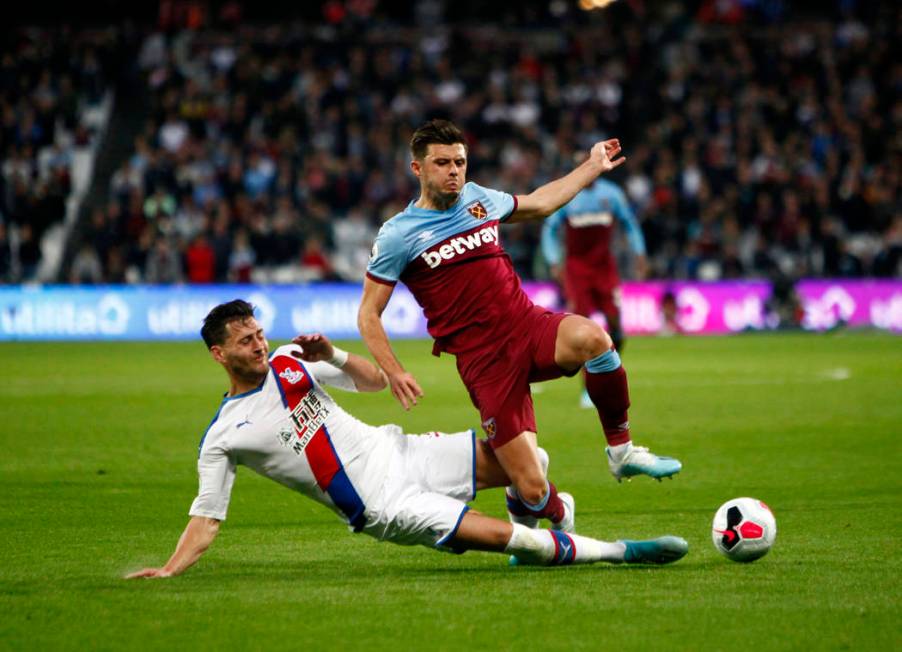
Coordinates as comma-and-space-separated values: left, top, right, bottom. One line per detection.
328, 346, 349, 368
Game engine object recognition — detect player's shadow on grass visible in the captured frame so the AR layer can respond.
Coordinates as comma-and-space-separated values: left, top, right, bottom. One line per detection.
371, 560, 706, 578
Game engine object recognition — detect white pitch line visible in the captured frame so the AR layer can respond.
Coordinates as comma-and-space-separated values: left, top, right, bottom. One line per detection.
821, 367, 852, 381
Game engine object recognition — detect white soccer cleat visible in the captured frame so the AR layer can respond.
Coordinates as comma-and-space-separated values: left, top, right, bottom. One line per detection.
551, 491, 575, 533
606, 443, 682, 482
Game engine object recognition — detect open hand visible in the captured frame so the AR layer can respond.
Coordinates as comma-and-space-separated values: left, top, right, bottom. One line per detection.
388, 371, 423, 410
125, 568, 172, 579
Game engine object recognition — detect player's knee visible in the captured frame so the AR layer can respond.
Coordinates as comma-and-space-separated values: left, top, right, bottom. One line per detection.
515, 475, 549, 506
573, 322, 611, 360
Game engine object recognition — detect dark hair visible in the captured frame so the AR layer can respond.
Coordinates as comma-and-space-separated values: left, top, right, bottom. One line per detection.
410, 119, 467, 160
201, 299, 255, 348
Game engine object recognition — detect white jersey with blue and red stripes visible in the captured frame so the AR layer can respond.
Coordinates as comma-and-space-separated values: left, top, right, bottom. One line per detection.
189, 345, 391, 531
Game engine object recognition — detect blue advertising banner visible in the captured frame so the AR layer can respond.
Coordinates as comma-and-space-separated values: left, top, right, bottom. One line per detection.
0, 280, 899, 341
0, 284, 427, 341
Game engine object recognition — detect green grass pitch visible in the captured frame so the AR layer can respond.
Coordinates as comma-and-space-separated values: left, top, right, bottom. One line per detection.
1, 332, 900, 651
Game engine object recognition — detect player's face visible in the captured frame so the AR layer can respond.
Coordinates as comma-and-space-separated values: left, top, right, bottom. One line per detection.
413, 143, 467, 203
216, 317, 269, 383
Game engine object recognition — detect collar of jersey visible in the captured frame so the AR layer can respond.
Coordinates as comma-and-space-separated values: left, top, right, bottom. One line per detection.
406, 194, 464, 215
222, 372, 268, 402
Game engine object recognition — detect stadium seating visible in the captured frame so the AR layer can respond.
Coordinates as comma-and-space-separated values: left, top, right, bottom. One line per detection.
4, 3, 899, 284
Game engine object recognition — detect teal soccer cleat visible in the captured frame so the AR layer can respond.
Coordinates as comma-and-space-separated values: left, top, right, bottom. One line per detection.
606, 443, 682, 482
620, 536, 689, 564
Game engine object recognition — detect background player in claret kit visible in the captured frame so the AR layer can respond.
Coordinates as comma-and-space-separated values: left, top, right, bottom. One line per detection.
358, 120, 681, 537
125, 300, 688, 578
541, 176, 648, 408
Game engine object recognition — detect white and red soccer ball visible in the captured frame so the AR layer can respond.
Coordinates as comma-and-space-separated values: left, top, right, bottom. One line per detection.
712, 497, 777, 562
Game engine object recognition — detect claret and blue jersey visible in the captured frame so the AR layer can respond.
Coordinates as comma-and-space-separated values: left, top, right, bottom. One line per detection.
366, 182, 536, 354
541, 177, 645, 278
366, 181, 517, 284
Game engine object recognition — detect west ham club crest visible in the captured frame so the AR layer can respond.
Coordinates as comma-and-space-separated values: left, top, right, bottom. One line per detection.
467, 201, 488, 220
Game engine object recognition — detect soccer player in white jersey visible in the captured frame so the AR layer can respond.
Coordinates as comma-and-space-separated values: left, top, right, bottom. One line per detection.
126, 300, 687, 578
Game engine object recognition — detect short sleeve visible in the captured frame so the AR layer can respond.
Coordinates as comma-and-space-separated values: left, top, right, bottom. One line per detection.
470, 182, 517, 222
365, 221, 408, 284
304, 360, 358, 392
189, 440, 237, 521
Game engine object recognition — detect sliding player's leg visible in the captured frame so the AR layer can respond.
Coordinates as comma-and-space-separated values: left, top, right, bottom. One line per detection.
553, 314, 682, 482
381, 428, 685, 566
449, 511, 688, 567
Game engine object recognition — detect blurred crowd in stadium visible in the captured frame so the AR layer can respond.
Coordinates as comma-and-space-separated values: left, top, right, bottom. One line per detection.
1, 0, 899, 285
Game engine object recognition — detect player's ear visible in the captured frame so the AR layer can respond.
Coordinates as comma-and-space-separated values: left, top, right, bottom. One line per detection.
410, 158, 421, 178
210, 345, 226, 364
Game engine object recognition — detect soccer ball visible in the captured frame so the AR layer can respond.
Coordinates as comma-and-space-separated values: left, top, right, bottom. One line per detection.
711, 497, 777, 562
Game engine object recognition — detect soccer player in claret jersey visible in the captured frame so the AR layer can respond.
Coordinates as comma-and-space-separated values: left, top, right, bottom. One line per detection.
358, 120, 681, 534
125, 301, 688, 578
541, 176, 648, 408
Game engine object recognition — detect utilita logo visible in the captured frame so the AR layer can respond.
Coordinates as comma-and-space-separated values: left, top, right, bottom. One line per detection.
420, 225, 499, 269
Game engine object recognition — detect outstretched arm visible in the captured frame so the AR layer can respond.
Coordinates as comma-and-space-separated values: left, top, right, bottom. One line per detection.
291, 332, 387, 392
125, 516, 220, 579
508, 139, 626, 223
357, 277, 423, 409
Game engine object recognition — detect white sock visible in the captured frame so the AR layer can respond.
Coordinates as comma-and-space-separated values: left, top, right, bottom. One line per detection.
607, 441, 632, 462
505, 524, 627, 566
505, 523, 554, 564
567, 533, 627, 564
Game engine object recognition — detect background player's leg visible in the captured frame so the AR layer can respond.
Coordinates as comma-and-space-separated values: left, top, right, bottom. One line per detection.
449, 512, 687, 566
554, 314, 681, 481
599, 287, 625, 353
604, 307, 625, 353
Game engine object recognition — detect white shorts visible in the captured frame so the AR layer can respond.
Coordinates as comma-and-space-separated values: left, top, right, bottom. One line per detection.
360, 428, 476, 551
